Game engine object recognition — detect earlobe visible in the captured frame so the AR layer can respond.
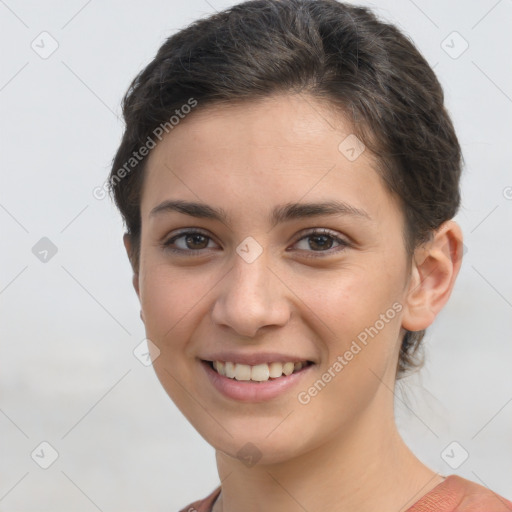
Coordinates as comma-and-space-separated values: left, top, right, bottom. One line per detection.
401, 221, 463, 332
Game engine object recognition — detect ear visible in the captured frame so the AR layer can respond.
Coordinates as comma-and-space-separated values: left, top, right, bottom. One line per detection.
123, 233, 140, 298
402, 221, 463, 332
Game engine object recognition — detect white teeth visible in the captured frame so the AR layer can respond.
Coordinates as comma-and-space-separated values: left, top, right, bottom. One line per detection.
225, 361, 236, 378
282, 362, 294, 376
216, 361, 226, 376
211, 360, 309, 381
251, 364, 270, 382
235, 364, 251, 381
268, 362, 283, 378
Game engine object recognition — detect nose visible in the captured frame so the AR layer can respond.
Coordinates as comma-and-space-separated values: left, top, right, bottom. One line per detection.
211, 252, 291, 338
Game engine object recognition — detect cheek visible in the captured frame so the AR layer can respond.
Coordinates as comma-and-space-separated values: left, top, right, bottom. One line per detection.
298, 262, 402, 336
138, 263, 211, 417
294, 259, 406, 393
138, 262, 206, 351
290, 273, 403, 434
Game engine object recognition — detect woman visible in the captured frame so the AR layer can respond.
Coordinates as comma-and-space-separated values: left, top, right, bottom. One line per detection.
108, 0, 512, 510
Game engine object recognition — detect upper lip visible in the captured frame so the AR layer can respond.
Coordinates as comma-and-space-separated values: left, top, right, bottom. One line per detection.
200, 352, 315, 366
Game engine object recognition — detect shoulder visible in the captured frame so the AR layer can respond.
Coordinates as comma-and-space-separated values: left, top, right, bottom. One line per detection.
178, 486, 221, 512
407, 475, 512, 512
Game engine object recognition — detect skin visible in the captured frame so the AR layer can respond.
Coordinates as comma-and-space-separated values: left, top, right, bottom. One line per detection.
124, 93, 463, 511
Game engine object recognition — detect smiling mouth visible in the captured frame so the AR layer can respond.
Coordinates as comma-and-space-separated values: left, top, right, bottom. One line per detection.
203, 360, 314, 382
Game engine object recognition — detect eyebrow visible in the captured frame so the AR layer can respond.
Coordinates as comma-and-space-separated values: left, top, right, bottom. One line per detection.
149, 199, 371, 226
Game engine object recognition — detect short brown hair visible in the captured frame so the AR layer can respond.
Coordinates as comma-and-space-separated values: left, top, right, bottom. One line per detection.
108, 0, 463, 378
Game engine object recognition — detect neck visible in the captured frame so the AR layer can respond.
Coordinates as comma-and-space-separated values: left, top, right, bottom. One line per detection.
213, 395, 444, 512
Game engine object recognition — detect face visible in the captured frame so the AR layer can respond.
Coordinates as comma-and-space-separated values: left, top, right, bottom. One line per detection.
131, 94, 413, 464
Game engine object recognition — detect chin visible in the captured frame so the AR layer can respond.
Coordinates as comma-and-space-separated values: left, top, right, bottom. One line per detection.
194, 414, 315, 467
214, 436, 306, 467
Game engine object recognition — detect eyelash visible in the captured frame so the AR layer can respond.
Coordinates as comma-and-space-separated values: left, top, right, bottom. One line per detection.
162, 228, 350, 258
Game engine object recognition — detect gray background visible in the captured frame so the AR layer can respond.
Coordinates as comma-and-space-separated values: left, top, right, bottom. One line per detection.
0, 0, 511, 510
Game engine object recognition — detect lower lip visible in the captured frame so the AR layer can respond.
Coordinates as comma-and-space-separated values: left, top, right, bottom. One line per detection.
201, 360, 314, 403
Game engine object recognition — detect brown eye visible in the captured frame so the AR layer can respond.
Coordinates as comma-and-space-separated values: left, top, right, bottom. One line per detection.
307, 234, 334, 251
183, 233, 209, 250
293, 229, 349, 255
163, 230, 219, 253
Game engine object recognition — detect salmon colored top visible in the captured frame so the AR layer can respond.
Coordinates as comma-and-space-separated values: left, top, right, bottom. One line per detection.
179, 475, 512, 512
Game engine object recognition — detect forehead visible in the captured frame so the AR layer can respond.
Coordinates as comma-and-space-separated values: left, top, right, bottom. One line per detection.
147, 94, 357, 164
140, 93, 399, 226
